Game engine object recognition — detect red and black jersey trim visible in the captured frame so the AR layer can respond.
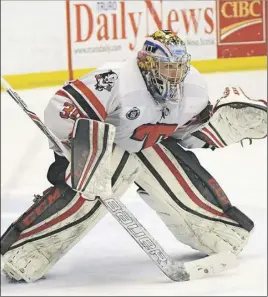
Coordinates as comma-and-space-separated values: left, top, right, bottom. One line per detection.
63, 84, 101, 121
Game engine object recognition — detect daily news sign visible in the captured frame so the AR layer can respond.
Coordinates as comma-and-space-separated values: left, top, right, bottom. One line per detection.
68, 0, 266, 70
68, 0, 217, 69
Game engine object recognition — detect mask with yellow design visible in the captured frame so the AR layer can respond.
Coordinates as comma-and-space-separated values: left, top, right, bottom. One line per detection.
137, 30, 191, 104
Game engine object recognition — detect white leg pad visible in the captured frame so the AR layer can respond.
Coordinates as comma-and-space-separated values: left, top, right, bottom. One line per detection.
136, 144, 251, 256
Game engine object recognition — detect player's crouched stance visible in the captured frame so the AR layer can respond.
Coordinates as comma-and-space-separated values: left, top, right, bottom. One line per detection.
1, 30, 267, 283
2, 87, 266, 283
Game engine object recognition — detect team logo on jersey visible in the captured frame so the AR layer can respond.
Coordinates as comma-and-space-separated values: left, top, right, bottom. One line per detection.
126, 107, 140, 120
95, 70, 118, 92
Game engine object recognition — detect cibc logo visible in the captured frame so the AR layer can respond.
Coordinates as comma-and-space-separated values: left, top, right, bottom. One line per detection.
217, 0, 266, 44
221, 0, 261, 18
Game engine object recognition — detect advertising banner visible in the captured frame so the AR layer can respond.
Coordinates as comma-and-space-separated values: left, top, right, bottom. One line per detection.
68, 0, 217, 70
216, 0, 267, 58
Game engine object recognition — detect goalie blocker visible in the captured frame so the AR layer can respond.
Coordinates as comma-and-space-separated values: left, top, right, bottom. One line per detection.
1, 88, 264, 282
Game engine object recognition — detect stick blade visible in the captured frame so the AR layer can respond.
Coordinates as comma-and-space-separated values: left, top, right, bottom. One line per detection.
184, 252, 237, 281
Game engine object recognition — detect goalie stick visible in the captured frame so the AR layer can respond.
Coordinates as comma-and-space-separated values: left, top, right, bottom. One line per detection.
1, 77, 237, 282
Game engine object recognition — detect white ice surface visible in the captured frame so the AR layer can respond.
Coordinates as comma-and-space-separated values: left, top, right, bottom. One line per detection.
1, 70, 267, 296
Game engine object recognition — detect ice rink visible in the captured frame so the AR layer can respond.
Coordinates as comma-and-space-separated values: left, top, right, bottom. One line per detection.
1, 70, 267, 296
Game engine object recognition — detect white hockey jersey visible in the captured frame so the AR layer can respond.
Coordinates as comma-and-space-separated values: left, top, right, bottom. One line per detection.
44, 57, 209, 154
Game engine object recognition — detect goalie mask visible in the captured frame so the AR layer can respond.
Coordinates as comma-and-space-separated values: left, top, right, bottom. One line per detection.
137, 30, 191, 104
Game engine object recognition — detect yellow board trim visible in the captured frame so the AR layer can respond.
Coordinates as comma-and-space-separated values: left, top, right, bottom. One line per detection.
2, 56, 266, 91
192, 56, 267, 73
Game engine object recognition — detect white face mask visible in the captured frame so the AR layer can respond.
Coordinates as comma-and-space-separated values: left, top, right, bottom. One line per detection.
155, 52, 190, 83
149, 57, 189, 103
150, 74, 184, 104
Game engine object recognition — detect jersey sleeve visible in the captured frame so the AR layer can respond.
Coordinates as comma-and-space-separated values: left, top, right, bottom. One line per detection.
44, 70, 119, 154
171, 102, 215, 150
170, 66, 216, 150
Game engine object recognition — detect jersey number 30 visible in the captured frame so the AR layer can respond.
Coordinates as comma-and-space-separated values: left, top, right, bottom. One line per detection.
131, 123, 178, 149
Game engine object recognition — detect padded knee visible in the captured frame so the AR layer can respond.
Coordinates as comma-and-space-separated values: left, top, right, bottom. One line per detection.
135, 141, 253, 256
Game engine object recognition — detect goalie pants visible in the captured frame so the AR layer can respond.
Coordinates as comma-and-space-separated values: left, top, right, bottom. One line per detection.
1, 139, 253, 282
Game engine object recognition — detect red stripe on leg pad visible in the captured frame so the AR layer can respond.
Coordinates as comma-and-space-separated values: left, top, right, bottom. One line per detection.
19, 195, 86, 240
154, 146, 227, 217
78, 121, 98, 191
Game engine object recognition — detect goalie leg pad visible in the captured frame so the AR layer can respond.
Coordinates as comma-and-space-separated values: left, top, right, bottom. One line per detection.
135, 139, 252, 256
1, 185, 106, 282
162, 138, 254, 231
1, 148, 141, 283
